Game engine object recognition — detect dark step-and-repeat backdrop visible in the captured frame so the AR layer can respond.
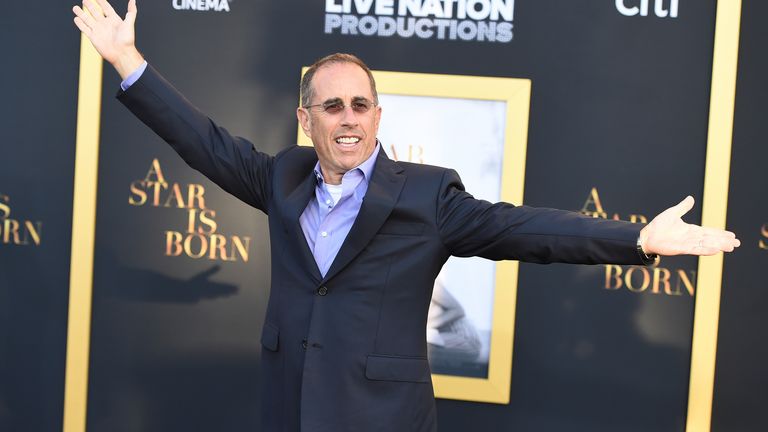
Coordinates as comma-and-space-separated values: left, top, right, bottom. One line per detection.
1, 2, 81, 431
1, 1, 764, 431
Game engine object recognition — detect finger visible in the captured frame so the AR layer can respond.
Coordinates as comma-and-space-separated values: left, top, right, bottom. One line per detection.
706, 237, 733, 253
694, 234, 740, 255
701, 229, 741, 250
73, 5, 97, 28
83, 0, 105, 20
721, 238, 740, 250
73, 16, 92, 36
699, 227, 737, 241
690, 238, 723, 256
125, 0, 137, 26
95, 0, 117, 17
672, 195, 695, 218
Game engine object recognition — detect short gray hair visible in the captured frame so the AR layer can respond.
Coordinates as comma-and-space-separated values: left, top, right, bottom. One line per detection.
300, 53, 378, 107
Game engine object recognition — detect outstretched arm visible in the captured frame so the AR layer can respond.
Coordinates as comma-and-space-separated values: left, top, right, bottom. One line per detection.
73, 0, 143, 78
640, 196, 740, 256
73, 0, 274, 212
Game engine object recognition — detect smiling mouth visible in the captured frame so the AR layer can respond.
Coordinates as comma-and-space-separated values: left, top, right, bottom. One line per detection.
335, 136, 361, 146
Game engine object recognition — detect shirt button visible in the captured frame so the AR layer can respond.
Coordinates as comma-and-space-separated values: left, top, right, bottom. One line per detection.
317, 286, 328, 296
325, 199, 332, 205
320, 231, 328, 238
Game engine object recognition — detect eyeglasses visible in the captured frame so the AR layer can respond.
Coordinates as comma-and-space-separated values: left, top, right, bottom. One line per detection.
303, 98, 377, 115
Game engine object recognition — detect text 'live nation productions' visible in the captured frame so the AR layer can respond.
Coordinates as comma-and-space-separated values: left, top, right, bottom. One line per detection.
325, 0, 514, 43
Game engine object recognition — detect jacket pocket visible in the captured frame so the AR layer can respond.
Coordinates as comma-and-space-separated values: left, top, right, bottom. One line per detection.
365, 354, 431, 383
260, 322, 279, 352
377, 221, 425, 236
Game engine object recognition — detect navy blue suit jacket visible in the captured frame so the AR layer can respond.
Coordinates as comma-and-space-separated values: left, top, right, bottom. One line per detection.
118, 65, 645, 432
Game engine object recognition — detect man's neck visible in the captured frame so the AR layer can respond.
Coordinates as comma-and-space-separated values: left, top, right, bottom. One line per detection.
322, 169, 344, 185
317, 142, 380, 185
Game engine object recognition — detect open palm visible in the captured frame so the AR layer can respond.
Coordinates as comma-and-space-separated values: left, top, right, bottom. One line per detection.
73, 0, 139, 72
641, 196, 740, 256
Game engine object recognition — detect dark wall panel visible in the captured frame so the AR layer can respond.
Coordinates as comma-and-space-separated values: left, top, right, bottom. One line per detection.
711, 0, 768, 431
0, 3, 81, 432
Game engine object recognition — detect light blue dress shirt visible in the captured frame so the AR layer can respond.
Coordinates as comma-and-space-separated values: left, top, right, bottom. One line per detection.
299, 145, 378, 276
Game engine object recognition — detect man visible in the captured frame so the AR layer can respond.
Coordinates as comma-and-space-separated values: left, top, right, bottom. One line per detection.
73, 1, 740, 431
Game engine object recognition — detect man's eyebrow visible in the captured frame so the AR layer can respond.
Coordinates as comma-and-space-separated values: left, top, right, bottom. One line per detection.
321, 97, 343, 105
320, 96, 371, 105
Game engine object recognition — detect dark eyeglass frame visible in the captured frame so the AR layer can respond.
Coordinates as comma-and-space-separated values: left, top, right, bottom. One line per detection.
303, 97, 378, 115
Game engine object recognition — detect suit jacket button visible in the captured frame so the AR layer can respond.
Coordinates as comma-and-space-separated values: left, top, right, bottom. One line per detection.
301, 339, 308, 350
317, 286, 328, 296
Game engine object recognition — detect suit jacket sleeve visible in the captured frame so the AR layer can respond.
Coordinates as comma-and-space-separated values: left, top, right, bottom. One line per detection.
437, 169, 645, 265
116, 64, 274, 213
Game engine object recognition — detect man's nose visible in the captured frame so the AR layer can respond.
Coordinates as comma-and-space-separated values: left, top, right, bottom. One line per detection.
339, 105, 359, 126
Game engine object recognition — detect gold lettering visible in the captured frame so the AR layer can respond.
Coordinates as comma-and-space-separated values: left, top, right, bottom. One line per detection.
652, 267, 671, 295
163, 183, 186, 208
603, 263, 694, 297
0, 197, 42, 247
578, 187, 647, 222
149, 181, 168, 207
604, 265, 623, 289
144, 158, 167, 184
166, 231, 249, 262
128, 181, 148, 206
388, 144, 424, 163
187, 209, 197, 233
3, 219, 21, 244
625, 266, 650, 293
581, 187, 605, 215
0, 194, 10, 219
186, 209, 217, 234
389, 144, 399, 161
24, 221, 41, 246
675, 270, 696, 296
198, 210, 217, 234
760, 223, 768, 250
408, 145, 424, 164
208, 234, 234, 261
165, 231, 183, 256
183, 233, 208, 259
231, 236, 250, 262
188, 184, 206, 209
130, 163, 204, 209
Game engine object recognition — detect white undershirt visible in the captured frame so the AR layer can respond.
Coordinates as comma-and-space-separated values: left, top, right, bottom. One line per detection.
326, 183, 343, 206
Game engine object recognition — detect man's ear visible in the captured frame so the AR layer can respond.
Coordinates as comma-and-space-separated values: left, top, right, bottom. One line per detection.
374, 105, 382, 133
297, 107, 312, 138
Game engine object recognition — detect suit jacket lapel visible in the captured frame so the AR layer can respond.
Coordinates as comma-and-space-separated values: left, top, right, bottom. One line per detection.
281, 169, 323, 283
322, 150, 406, 282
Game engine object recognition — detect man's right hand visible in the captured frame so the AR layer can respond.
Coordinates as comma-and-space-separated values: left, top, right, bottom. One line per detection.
73, 0, 144, 79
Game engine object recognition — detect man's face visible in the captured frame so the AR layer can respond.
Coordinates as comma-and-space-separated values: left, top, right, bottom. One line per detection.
297, 62, 382, 184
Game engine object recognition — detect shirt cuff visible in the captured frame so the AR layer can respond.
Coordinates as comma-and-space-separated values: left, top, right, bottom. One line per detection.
120, 61, 148, 91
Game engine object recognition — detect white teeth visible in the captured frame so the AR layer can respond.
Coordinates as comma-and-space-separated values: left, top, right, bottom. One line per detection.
335, 137, 360, 144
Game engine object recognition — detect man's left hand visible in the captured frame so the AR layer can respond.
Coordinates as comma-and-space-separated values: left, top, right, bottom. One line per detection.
640, 196, 740, 256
